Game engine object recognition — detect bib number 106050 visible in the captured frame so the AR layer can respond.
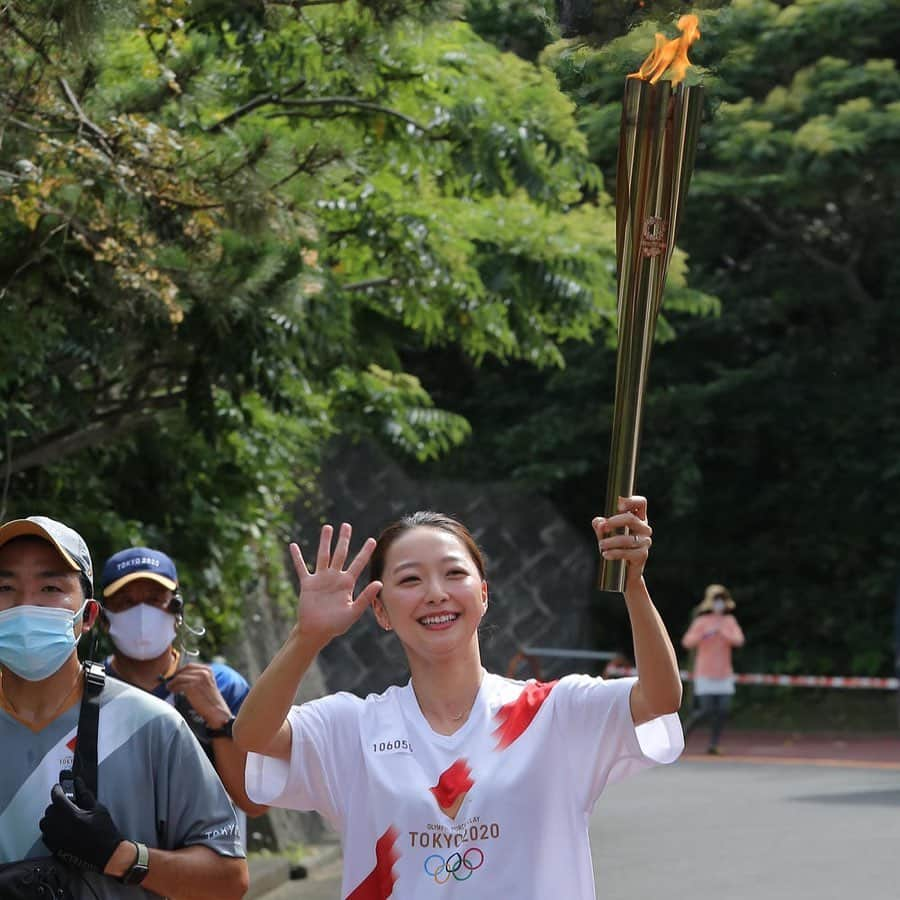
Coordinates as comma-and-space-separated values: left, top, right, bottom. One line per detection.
372, 739, 412, 753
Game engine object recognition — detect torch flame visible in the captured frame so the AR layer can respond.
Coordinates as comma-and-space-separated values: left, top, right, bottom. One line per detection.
628, 14, 700, 85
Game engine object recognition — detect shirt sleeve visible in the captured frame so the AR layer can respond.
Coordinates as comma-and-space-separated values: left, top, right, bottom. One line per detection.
211, 663, 250, 714
159, 715, 245, 857
554, 674, 683, 810
244, 692, 363, 829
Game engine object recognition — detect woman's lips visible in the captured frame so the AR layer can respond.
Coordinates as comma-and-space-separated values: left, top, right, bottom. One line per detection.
418, 612, 460, 630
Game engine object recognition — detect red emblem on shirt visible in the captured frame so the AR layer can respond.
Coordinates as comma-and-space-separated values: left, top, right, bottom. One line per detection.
346, 826, 399, 900
66, 736, 77, 752
430, 759, 474, 820
492, 680, 558, 750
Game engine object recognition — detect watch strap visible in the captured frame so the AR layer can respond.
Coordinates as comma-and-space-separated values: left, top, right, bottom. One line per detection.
120, 841, 149, 885
207, 716, 235, 739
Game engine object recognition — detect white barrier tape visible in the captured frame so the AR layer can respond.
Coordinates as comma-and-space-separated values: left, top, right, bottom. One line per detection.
603, 665, 900, 691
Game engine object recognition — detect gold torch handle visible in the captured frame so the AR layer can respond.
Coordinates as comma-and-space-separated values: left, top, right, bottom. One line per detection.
599, 78, 703, 595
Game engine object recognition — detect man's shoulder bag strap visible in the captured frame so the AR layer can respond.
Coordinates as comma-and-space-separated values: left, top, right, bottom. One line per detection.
71, 661, 106, 796
0, 663, 107, 900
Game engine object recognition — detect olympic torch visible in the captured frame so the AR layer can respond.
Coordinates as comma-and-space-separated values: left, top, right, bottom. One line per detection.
599, 16, 704, 594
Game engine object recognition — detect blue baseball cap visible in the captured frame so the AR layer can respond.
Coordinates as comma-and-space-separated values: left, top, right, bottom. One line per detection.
101, 547, 178, 598
0, 516, 94, 597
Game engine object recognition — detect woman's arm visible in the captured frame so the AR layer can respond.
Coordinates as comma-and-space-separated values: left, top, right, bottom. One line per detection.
593, 496, 683, 726
723, 615, 745, 647
233, 626, 326, 760
162, 663, 270, 815
681, 617, 706, 649
233, 523, 381, 761
209, 735, 271, 816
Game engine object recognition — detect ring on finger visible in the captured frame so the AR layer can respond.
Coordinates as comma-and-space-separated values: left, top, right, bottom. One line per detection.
632, 534, 639, 546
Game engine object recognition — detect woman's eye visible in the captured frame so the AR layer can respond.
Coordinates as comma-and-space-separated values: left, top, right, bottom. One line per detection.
399, 576, 419, 585
447, 569, 467, 577
41, 585, 63, 592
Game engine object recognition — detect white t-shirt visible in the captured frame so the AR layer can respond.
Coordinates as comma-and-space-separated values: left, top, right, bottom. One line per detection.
246, 672, 682, 900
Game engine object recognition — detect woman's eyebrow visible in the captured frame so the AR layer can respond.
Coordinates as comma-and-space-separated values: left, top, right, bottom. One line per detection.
391, 555, 467, 574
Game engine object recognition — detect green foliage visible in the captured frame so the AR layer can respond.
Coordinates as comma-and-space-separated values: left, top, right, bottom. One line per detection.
0, 0, 616, 644
437, 0, 900, 676
466, 0, 558, 61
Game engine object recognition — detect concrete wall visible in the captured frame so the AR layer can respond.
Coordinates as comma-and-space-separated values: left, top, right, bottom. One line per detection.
306, 442, 599, 694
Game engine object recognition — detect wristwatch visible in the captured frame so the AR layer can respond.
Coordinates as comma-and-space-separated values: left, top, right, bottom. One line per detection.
120, 841, 149, 886
207, 715, 236, 739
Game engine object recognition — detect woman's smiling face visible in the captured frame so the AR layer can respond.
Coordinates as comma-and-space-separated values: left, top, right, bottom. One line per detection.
373, 526, 487, 659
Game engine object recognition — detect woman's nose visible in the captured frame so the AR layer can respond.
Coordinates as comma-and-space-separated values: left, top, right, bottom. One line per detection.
425, 578, 449, 603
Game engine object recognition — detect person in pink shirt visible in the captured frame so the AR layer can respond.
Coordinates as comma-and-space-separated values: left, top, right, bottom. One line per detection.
681, 584, 745, 754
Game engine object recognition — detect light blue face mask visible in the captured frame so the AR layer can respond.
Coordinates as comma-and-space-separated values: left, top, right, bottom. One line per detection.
0, 600, 89, 681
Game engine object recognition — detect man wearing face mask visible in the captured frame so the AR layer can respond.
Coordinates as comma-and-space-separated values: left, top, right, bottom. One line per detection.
100, 547, 267, 833
0, 516, 249, 900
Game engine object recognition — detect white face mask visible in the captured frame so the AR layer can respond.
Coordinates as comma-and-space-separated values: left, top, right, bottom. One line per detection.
712, 599, 727, 614
105, 604, 176, 660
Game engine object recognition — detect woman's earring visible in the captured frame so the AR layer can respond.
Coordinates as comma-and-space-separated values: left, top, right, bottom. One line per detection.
383, 623, 392, 632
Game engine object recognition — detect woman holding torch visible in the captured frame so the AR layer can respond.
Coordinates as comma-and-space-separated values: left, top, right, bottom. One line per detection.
234, 497, 683, 900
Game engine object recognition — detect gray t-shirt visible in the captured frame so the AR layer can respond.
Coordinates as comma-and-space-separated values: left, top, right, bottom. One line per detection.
0, 675, 244, 899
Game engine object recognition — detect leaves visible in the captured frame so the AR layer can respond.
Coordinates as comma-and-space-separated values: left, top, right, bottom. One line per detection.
0, 0, 615, 643
414, 0, 900, 678
566, 0, 900, 674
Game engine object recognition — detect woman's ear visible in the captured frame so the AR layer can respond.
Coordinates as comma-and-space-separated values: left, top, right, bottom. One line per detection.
481, 581, 488, 610
372, 595, 392, 632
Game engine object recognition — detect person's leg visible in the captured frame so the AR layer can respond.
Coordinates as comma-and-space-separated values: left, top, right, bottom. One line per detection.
683, 693, 712, 740
708, 694, 732, 752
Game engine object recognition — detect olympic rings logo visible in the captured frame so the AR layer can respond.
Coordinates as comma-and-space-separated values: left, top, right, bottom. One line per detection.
423, 847, 485, 884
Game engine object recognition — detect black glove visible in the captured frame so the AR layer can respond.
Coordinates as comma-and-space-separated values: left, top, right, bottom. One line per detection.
39, 776, 124, 873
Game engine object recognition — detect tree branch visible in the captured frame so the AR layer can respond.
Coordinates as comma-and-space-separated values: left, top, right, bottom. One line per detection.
342, 276, 399, 292
7, 392, 186, 475
6, 115, 74, 135
272, 97, 428, 132
269, 143, 345, 189
1, 9, 54, 66
737, 198, 873, 306
157, 194, 226, 211
57, 76, 115, 158
207, 79, 307, 133
0, 424, 11, 523
265, 0, 351, 7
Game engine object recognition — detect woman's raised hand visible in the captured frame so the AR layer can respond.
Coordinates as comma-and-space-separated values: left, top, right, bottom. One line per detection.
290, 523, 381, 645
592, 495, 653, 585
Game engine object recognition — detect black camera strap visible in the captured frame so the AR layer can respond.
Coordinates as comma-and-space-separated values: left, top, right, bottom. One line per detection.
69, 661, 106, 796
0, 664, 110, 900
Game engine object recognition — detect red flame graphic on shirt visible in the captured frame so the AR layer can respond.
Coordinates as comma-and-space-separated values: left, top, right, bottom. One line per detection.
492, 680, 558, 750
430, 759, 474, 819
346, 826, 399, 900
66, 736, 77, 752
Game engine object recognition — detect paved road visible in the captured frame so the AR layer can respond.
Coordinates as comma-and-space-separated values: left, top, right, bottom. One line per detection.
591, 760, 898, 900
267, 757, 899, 899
